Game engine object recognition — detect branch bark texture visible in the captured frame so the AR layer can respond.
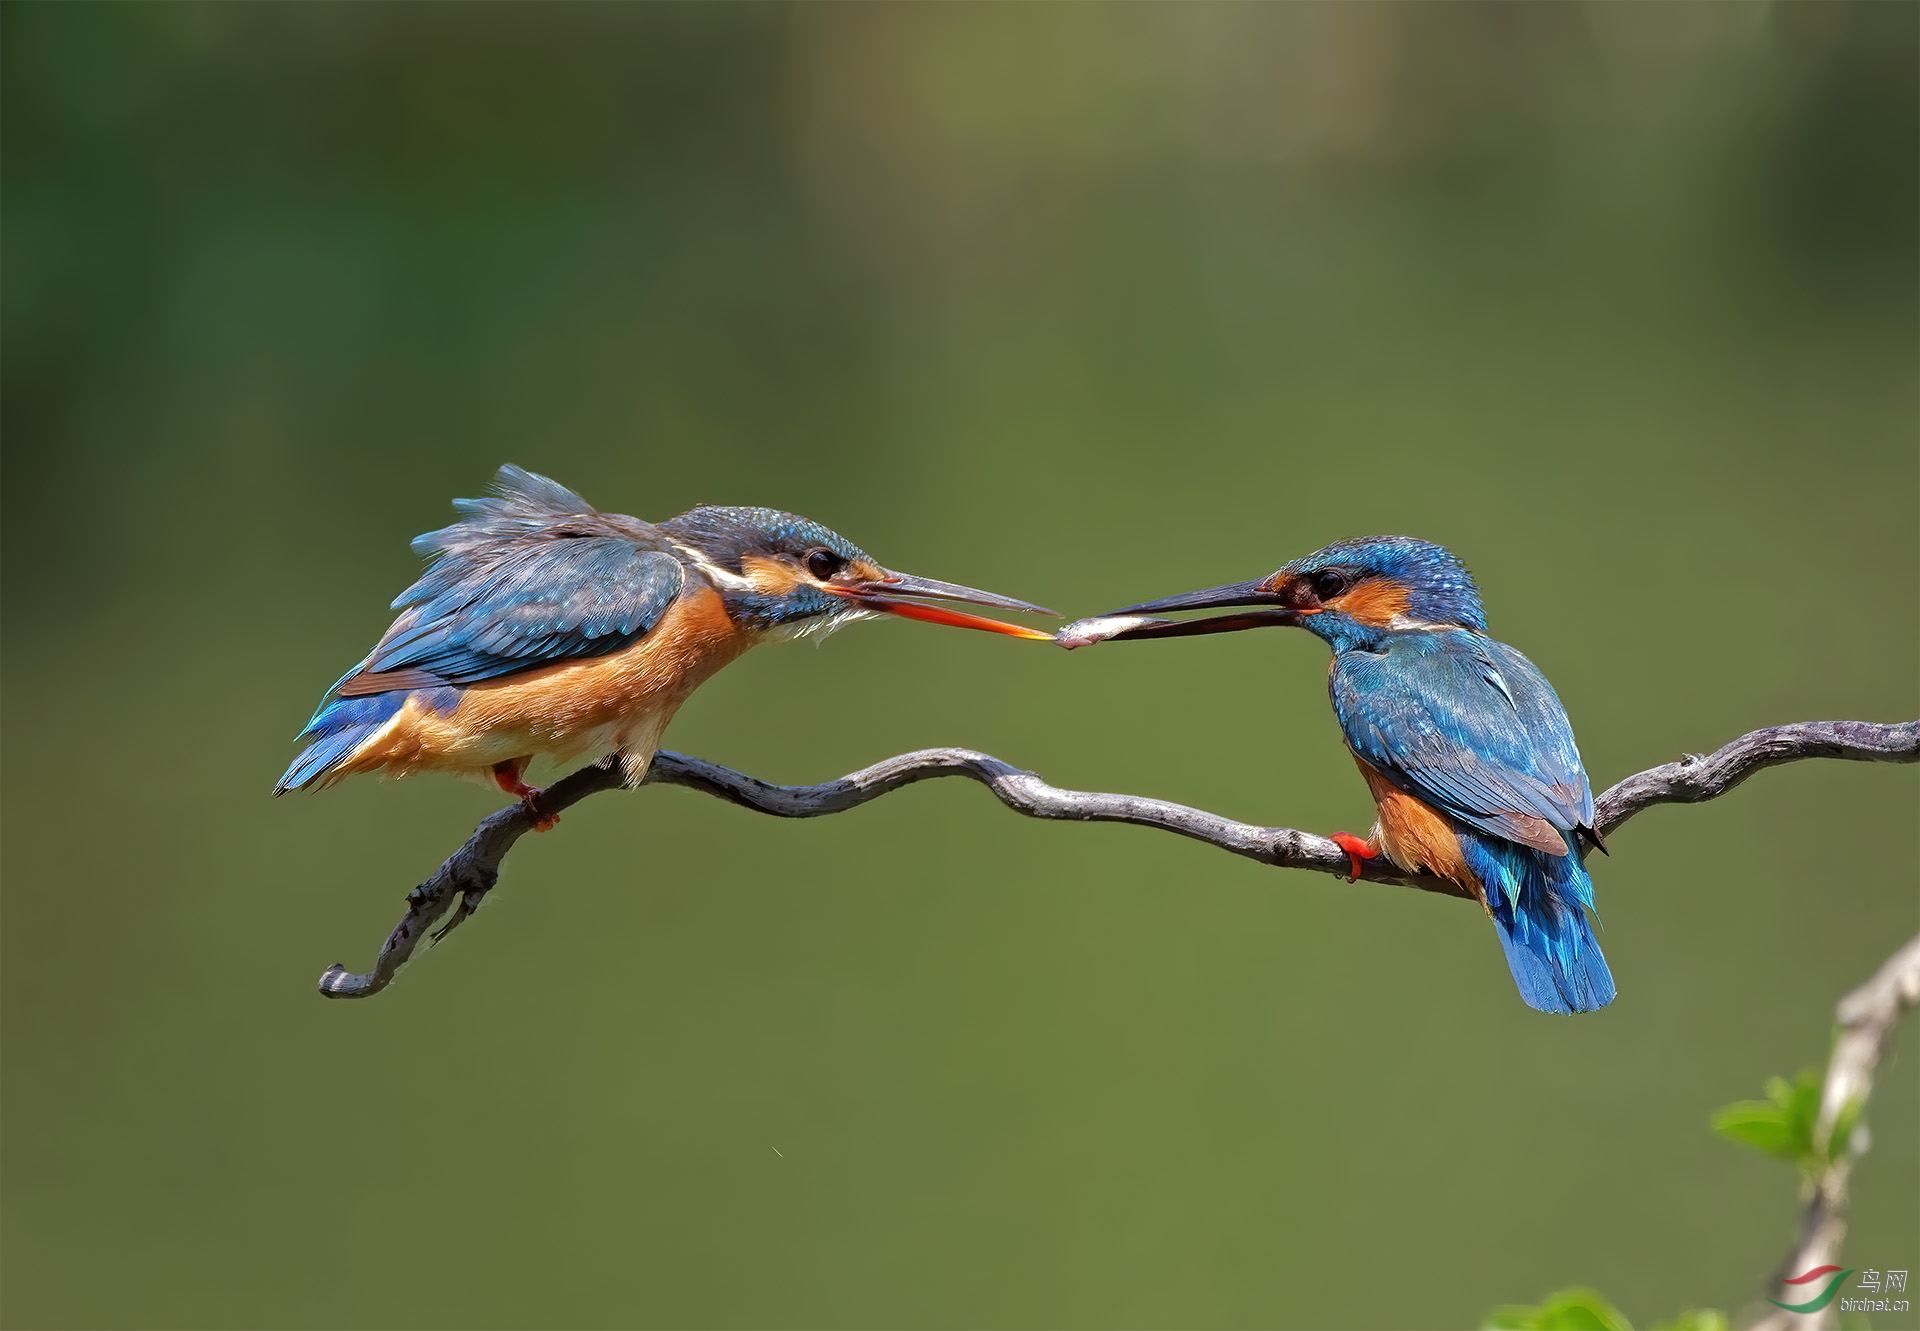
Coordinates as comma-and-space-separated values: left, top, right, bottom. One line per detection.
317, 718, 1917, 999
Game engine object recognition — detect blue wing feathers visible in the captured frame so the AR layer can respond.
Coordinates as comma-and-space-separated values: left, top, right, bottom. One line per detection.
362, 468, 686, 688
1332, 631, 1594, 850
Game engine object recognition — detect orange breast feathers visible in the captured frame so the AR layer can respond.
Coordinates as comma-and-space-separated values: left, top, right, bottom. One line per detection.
1353, 758, 1484, 903
340, 580, 751, 781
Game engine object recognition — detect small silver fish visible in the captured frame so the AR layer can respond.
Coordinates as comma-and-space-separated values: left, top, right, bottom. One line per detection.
1054, 614, 1173, 650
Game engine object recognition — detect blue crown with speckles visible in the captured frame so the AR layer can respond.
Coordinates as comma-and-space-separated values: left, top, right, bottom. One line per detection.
1285, 535, 1487, 630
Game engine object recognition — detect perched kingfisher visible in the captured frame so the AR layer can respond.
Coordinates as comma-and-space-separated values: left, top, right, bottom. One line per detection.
277, 466, 1053, 816
1062, 537, 1615, 1015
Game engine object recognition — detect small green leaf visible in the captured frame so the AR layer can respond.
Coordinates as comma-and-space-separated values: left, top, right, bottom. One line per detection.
1713, 1068, 1831, 1166
1786, 1069, 1822, 1142
1710, 1101, 1801, 1159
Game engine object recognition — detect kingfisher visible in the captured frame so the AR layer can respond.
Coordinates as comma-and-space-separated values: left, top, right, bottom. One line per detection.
1061, 537, 1615, 1014
277, 466, 1054, 817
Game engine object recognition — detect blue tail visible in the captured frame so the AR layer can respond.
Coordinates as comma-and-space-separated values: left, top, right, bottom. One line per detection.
1460, 832, 1616, 1015
274, 691, 408, 794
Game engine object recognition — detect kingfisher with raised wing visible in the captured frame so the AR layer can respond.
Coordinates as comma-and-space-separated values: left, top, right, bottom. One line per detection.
1060, 537, 1614, 1014
277, 466, 1053, 818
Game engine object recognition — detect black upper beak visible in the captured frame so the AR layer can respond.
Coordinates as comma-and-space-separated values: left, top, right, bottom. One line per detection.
1106, 578, 1281, 618
1059, 577, 1298, 646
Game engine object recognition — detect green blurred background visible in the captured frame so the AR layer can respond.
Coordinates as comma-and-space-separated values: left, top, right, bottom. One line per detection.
4, 4, 1916, 1328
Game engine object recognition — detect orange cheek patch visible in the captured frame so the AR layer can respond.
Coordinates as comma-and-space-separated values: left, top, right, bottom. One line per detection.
1327, 578, 1412, 627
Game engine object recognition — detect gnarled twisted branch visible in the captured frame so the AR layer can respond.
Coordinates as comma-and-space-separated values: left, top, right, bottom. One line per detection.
316, 718, 1917, 999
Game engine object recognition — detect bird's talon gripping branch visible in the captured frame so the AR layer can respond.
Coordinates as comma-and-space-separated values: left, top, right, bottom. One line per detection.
493, 761, 558, 831
491, 760, 535, 799
1329, 831, 1380, 882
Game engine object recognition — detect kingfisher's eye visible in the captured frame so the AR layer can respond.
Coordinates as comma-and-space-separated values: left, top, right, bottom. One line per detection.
1310, 569, 1348, 600
806, 548, 845, 580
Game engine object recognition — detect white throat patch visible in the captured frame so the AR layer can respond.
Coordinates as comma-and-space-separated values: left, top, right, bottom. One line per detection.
761, 605, 880, 644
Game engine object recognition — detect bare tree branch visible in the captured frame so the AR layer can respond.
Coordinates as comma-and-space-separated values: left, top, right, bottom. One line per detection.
1747, 932, 1920, 1331
317, 718, 1917, 999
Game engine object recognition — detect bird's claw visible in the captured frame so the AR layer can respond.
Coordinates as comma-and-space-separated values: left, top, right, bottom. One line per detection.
493, 761, 558, 829
521, 793, 559, 832
1328, 832, 1380, 883
431, 890, 485, 944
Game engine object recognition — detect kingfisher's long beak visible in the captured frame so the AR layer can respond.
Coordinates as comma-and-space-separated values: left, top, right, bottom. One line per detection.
832, 570, 1057, 640
1059, 578, 1298, 646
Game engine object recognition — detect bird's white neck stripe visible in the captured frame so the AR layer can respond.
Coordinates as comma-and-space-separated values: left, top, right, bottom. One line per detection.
672, 543, 756, 592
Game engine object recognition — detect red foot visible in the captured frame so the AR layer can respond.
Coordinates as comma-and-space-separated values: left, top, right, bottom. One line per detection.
1329, 832, 1379, 883
493, 761, 559, 831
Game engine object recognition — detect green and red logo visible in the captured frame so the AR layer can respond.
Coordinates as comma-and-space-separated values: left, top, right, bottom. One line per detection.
1768, 1265, 1854, 1314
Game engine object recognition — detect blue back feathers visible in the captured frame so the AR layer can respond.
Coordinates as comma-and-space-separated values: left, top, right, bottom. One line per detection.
379, 466, 686, 684
1331, 631, 1594, 851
